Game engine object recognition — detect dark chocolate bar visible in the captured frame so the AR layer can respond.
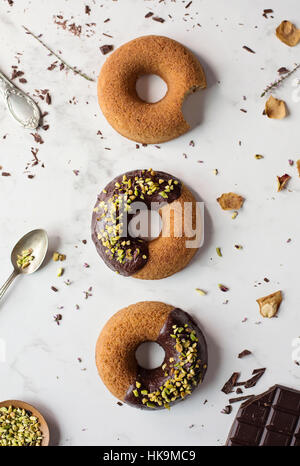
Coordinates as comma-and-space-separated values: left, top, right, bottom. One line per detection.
226, 385, 300, 446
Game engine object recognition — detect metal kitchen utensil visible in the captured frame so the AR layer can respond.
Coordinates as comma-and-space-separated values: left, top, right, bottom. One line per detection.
0, 69, 40, 129
0, 229, 48, 301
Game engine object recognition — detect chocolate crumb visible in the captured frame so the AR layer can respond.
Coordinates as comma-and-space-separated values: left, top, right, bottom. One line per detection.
85, 5, 91, 15
221, 405, 232, 414
2, 172, 11, 176
51, 286, 58, 292
145, 12, 153, 18
236, 387, 243, 394
238, 349, 252, 359
100, 44, 114, 55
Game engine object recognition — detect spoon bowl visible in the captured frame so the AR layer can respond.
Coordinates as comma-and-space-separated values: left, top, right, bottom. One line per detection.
0, 400, 50, 446
0, 229, 48, 301
11, 229, 48, 275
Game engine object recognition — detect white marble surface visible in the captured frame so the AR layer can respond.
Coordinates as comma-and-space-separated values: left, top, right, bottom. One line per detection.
0, 0, 300, 447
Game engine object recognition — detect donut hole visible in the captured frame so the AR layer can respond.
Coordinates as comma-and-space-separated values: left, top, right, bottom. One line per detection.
135, 341, 165, 370
128, 209, 162, 241
136, 74, 168, 103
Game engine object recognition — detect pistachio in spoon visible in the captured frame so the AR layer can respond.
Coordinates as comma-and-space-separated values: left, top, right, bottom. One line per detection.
0, 229, 48, 301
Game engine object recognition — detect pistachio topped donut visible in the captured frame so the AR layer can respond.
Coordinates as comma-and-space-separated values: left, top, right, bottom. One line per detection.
91, 169, 201, 280
95, 301, 208, 410
97, 35, 206, 143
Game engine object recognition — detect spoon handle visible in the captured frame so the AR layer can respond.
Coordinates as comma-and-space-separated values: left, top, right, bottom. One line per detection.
0, 270, 19, 301
0, 70, 40, 129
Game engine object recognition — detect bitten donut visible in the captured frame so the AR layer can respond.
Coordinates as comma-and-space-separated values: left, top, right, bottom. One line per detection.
91, 169, 202, 280
95, 301, 208, 410
97, 35, 206, 143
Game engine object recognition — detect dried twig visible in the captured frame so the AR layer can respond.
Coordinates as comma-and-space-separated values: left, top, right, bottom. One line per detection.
23, 25, 94, 82
261, 63, 300, 97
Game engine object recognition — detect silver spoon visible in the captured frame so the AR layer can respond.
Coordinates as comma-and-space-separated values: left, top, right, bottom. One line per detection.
0, 229, 48, 301
0, 70, 40, 129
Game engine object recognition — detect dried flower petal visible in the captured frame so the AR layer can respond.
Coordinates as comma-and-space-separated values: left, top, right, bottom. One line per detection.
265, 95, 287, 119
256, 290, 282, 318
276, 20, 300, 47
297, 160, 300, 177
277, 173, 291, 191
218, 284, 229, 292
217, 192, 244, 211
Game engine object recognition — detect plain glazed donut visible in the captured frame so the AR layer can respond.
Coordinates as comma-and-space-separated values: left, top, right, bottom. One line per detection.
97, 35, 206, 143
95, 301, 208, 410
91, 169, 202, 280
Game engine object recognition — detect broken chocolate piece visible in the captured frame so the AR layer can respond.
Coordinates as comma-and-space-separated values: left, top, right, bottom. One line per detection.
221, 372, 240, 394
244, 368, 266, 388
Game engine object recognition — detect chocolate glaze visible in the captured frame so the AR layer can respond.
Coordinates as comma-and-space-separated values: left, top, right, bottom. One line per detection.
91, 169, 182, 276
124, 308, 208, 409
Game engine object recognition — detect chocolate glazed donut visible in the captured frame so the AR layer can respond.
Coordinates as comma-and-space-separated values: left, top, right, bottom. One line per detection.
95, 302, 208, 410
91, 169, 201, 280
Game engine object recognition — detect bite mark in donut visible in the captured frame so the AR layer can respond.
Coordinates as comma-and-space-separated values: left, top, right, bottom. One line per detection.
95, 301, 208, 410
91, 169, 201, 280
97, 35, 206, 144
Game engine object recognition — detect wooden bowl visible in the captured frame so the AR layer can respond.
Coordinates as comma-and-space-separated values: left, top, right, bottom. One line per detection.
0, 400, 50, 446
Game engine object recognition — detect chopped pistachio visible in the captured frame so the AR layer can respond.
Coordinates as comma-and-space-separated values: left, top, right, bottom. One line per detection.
254, 154, 264, 159
57, 267, 64, 277
0, 405, 43, 446
16, 248, 34, 269
53, 252, 66, 262
232, 211, 238, 219
195, 288, 206, 296
216, 247, 222, 257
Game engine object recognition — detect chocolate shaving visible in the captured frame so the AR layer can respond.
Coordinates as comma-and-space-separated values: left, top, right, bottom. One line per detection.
145, 12, 153, 18
100, 44, 113, 55
2, 172, 11, 176
243, 45, 255, 54
277, 67, 289, 75
238, 349, 252, 359
229, 395, 255, 404
152, 16, 165, 23
244, 368, 266, 388
85, 5, 91, 15
185, 1, 192, 8
221, 372, 240, 394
